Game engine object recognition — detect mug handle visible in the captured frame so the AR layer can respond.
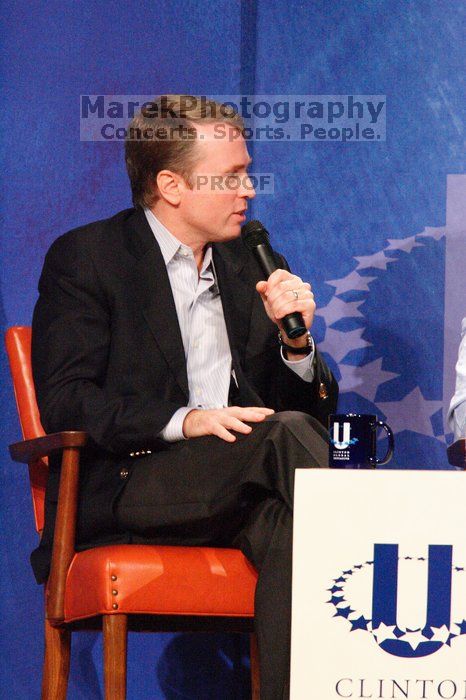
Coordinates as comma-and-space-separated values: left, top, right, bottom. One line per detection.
372, 420, 394, 465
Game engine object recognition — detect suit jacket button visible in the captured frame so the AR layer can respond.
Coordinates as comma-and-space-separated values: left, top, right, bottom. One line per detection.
119, 467, 129, 480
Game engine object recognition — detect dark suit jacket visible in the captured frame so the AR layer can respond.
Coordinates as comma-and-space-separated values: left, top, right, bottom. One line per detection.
31, 207, 338, 583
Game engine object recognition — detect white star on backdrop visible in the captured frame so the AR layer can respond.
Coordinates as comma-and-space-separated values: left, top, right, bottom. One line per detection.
319, 228, 448, 448
354, 252, 397, 271
385, 235, 424, 253
376, 386, 443, 439
338, 357, 399, 402
417, 226, 445, 241
316, 297, 364, 326
325, 271, 376, 295
319, 327, 372, 363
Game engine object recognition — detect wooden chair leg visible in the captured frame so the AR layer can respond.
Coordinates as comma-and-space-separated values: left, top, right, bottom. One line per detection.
103, 614, 128, 700
250, 632, 260, 700
42, 619, 71, 700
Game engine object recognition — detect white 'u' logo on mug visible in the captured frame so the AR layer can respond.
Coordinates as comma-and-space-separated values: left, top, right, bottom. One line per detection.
333, 421, 351, 450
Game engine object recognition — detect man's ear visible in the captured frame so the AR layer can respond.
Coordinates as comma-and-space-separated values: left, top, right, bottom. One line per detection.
156, 169, 183, 205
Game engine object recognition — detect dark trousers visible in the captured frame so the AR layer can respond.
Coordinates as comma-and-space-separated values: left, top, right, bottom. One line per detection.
114, 411, 329, 700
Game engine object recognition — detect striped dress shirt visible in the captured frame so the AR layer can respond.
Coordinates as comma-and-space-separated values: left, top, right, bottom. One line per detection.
448, 317, 466, 439
145, 208, 314, 441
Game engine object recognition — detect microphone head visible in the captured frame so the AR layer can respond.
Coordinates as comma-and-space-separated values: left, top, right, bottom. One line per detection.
241, 219, 270, 248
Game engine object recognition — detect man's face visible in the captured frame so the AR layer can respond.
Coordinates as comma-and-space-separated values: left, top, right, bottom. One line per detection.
178, 122, 255, 244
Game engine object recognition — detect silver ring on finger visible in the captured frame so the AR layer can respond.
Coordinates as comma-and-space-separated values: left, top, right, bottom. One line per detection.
292, 289, 299, 300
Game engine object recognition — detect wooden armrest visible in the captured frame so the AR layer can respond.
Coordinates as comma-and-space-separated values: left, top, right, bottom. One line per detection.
447, 439, 466, 468
9, 431, 87, 463
8, 430, 87, 623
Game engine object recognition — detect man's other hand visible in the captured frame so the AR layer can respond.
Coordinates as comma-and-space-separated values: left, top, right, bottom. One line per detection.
183, 406, 275, 442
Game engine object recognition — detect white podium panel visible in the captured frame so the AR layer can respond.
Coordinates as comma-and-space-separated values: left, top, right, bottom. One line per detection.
291, 470, 466, 700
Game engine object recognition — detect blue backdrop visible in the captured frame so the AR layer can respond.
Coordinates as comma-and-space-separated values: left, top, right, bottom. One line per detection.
1, 0, 465, 697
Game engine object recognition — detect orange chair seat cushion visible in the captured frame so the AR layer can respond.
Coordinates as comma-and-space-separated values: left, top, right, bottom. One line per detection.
63, 545, 258, 622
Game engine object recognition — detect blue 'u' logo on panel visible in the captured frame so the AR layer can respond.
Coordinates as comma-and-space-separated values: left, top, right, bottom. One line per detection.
372, 544, 452, 657
327, 543, 466, 658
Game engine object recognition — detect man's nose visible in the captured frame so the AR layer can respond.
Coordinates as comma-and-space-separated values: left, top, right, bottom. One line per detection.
239, 174, 256, 199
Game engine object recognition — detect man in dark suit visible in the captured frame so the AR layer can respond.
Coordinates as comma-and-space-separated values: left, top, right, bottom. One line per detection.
32, 96, 338, 699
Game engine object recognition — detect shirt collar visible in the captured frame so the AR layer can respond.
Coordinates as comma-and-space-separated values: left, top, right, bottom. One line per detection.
144, 208, 213, 274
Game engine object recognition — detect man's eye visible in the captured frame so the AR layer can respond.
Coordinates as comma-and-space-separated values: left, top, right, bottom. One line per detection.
225, 174, 240, 187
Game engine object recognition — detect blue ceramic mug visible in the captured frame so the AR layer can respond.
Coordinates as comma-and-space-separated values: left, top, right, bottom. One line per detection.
328, 413, 394, 469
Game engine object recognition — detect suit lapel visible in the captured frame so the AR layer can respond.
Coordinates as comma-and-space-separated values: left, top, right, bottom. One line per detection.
213, 243, 254, 365
124, 210, 189, 399
213, 243, 265, 407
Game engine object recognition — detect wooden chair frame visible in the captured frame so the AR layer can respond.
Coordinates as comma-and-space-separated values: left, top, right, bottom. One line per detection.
7, 327, 260, 700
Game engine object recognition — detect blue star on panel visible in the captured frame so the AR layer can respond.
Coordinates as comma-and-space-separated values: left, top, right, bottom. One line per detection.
350, 616, 369, 631
457, 619, 466, 635
334, 606, 354, 619
327, 553, 466, 653
327, 595, 345, 606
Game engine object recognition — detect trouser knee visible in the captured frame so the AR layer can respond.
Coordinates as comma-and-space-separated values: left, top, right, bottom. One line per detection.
266, 409, 315, 430
263, 410, 328, 487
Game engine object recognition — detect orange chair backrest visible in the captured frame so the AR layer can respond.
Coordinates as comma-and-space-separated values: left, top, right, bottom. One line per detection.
5, 326, 47, 533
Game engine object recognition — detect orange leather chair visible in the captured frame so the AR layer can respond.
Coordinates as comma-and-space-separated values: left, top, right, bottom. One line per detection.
6, 326, 259, 699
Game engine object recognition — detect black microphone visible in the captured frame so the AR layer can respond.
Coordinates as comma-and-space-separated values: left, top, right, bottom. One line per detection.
241, 219, 307, 339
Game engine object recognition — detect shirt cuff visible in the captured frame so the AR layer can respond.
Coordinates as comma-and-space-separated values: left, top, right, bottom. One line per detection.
159, 407, 193, 442
280, 344, 315, 383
